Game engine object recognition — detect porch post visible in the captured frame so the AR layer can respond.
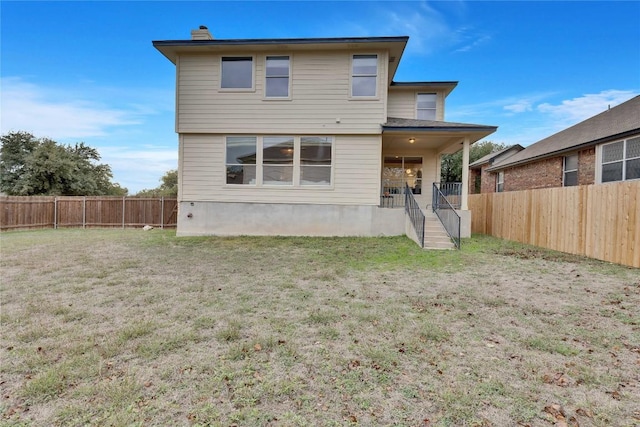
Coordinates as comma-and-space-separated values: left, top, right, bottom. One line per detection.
461, 137, 470, 210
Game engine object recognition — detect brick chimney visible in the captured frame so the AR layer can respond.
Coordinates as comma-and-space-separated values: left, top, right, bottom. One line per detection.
191, 25, 213, 40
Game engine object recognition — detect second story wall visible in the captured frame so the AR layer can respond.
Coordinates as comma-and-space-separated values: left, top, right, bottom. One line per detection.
176, 50, 389, 135
387, 88, 445, 121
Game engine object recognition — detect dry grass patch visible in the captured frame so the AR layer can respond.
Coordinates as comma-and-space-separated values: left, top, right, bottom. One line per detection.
1, 229, 639, 426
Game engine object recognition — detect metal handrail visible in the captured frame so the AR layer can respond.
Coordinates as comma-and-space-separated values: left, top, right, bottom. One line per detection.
432, 183, 461, 249
404, 184, 425, 247
433, 182, 462, 209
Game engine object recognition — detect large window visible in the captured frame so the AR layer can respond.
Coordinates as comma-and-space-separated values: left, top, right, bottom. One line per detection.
225, 136, 332, 186
263, 136, 294, 185
563, 154, 578, 186
300, 137, 332, 185
601, 137, 640, 183
416, 93, 437, 120
265, 56, 290, 98
226, 137, 257, 184
351, 55, 377, 97
221, 57, 253, 89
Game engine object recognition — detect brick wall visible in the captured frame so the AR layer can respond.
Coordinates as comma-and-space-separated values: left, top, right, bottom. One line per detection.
480, 164, 497, 193
504, 157, 563, 191
578, 147, 595, 185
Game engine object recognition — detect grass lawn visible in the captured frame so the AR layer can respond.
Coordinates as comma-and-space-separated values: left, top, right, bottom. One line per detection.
1, 229, 639, 426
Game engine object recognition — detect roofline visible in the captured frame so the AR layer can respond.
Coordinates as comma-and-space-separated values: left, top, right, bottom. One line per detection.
152, 35, 410, 48
469, 144, 525, 169
382, 125, 498, 132
390, 81, 458, 87
486, 128, 640, 172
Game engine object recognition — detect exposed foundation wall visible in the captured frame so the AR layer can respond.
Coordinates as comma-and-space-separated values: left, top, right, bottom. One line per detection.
176, 201, 405, 237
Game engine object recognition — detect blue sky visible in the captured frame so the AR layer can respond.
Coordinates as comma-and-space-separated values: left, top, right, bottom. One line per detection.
1, 1, 639, 193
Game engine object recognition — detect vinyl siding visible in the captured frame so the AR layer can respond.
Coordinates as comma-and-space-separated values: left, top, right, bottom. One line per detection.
387, 89, 445, 121
176, 51, 388, 134
180, 134, 382, 205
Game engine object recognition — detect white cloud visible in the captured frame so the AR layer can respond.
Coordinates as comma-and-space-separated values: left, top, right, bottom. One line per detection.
537, 90, 637, 126
0, 77, 144, 139
98, 146, 178, 193
503, 100, 533, 113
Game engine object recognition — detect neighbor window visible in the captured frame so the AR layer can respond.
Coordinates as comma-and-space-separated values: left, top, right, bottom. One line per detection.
300, 137, 332, 185
221, 57, 253, 89
351, 55, 377, 97
416, 93, 437, 120
265, 56, 290, 97
563, 154, 578, 186
600, 137, 640, 183
226, 137, 257, 184
496, 171, 504, 192
263, 136, 294, 185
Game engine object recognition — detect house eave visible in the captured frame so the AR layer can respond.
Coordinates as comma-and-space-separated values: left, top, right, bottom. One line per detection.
486, 128, 640, 172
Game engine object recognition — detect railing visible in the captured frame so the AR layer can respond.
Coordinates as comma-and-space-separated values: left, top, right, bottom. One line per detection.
404, 184, 425, 248
432, 183, 461, 249
381, 179, 423, 208
433, 182, 462, 209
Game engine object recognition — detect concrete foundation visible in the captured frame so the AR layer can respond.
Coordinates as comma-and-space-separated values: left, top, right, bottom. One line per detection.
176, 201, 406, 237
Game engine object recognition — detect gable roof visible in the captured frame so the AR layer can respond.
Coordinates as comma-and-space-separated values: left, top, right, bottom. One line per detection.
488, 95, 640, 171
469, 144, 524, 169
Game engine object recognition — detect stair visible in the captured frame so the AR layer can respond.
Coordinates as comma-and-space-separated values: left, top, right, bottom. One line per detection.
423, 211, 456, 250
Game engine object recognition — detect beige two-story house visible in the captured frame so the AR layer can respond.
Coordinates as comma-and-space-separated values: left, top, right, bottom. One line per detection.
153, 27, 497, 245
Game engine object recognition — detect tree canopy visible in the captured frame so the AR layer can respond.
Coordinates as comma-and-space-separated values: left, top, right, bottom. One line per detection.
0, 131, 127, 196
440, 140, 507, 183
134, 169, 178, 197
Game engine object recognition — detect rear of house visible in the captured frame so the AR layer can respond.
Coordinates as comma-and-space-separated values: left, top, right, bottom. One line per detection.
153, 27, 496, 241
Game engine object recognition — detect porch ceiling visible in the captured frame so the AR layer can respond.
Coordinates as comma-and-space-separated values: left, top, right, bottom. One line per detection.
382, 117, 498, 154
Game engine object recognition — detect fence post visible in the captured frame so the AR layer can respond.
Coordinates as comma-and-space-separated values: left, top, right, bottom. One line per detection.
54, 197, 58, 229
122, 197, 126, 229
83, 196, 86, 229
161, 197, 164, 229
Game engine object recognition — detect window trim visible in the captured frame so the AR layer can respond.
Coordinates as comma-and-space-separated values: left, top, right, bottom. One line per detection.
563, 154, 579, 187
496, 171, 504, 192
350, 54, 378, 99
224, 136, 334, 188
264, 55, 292, 100
416, 93, 437, 120
596, 136, 640, 184
220, 56, 255, 92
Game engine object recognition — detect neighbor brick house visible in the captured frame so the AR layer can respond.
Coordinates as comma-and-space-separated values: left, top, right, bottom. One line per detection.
468, 144, 523, 194
153, 27, 497, 245
484, 95, 639, 192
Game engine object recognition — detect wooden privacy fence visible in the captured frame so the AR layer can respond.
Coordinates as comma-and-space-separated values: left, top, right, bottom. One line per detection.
1, 196, 178, 231
468, 181, 640, 268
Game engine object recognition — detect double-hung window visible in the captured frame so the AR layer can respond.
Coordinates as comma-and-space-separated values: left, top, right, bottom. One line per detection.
226, 137, 257, 184
601, 137, 640, 183
416, 93, 437, 120
221, 57, 253, 89
563, 154, 578, 186
300, 137, 332, 185
263, 137, 294, 185
351, 55, 377, 97
265, 56, 290, 98
496, 171, 504, 192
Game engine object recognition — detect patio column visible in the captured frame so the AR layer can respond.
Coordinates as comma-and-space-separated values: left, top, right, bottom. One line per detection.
461, 137, 470, 210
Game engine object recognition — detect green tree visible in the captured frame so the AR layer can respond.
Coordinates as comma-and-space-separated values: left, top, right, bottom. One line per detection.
440, 140, 507, 182
0, 131, 127, 196
134, 169, 178, 197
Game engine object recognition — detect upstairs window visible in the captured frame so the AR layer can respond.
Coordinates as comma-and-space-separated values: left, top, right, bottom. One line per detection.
416, 93, 437, 120
563, 154, 578, 186
351, 55, 377, 97
601, 137, 640, 183
265, 56, 290, 98
221, 57, 253, 89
